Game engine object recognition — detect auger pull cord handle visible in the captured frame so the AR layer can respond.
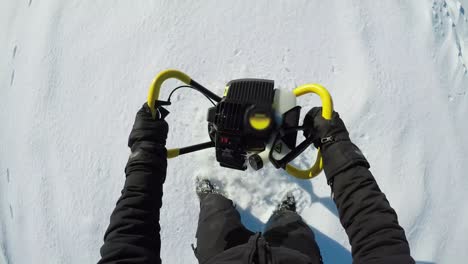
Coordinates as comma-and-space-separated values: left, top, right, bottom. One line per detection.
146, 69, 333, 179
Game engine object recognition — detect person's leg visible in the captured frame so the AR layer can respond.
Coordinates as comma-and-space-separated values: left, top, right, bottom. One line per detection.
195, 193, 254, 263
263, 210, 323, 263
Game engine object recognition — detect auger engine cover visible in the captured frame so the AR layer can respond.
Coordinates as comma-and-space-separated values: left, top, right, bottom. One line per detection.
207, 79, 300, 170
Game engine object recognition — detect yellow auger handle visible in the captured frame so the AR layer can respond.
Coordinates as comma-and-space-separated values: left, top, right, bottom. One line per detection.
147, 69, 192, 119
285, 84, 334, 179
147, 69, 192, 158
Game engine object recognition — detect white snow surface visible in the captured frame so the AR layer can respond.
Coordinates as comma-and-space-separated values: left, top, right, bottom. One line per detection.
1, 0, 467, 263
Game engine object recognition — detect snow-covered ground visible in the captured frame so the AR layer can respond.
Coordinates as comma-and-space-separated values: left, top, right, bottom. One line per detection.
1, 0, 467, 263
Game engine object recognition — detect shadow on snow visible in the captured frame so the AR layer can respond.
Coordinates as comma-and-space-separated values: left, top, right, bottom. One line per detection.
237, 170, 351, 263
236, 171, 433, 264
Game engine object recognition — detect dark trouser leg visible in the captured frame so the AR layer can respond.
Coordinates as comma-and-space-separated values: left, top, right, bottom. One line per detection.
263, 210, 323, 263
195, 193, 254, 263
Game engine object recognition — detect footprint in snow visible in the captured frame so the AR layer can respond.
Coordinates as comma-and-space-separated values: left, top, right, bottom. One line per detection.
9, 205, 13, 219
10, 46, 16, 87
10, 71, 15, 87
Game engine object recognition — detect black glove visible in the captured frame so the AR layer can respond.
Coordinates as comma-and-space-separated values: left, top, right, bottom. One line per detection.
125, 103, 169, 185
128, 103, 169, 151
303, 107, 350, 150
303, 107, 369, 183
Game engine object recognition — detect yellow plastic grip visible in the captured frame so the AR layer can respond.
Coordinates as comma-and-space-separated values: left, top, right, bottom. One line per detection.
167, 148, 180, 159
285, 84, 333, 179
147, 69, 192, 158
147, 69, 191, 119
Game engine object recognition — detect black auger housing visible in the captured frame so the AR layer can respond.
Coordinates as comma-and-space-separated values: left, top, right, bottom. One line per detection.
207, 79, 276, 170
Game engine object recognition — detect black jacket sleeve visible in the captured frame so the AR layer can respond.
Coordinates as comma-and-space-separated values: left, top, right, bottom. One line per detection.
98, 143, 167, 264
322, 141, 414, 264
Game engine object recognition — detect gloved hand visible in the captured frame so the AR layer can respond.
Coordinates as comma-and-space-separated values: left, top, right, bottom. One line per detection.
303, 107, 350, 150
303, 107, 369, 183
128, 103, 169, 151
125, 103, 169, 186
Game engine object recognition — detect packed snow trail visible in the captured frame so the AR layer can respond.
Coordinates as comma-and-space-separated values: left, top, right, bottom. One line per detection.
1, 0, 467, 263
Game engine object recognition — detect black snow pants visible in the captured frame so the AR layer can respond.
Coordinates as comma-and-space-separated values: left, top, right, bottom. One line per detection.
194, 193, 323, 263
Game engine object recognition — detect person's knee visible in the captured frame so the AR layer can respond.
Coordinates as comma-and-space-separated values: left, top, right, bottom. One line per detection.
199, 194, 237, 222
266, 210, 302, 228
201, 193, 232, 208
264, 210, 315, 241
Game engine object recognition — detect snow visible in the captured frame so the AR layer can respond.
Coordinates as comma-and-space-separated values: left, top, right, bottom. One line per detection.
1, 0, 467, 263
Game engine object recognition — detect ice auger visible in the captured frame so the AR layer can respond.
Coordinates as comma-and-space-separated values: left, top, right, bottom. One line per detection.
147, 69, 333, 179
